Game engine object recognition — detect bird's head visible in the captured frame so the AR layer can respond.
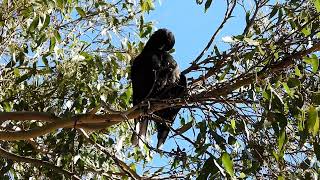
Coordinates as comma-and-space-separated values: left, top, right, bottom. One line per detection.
144, 28, 175, 52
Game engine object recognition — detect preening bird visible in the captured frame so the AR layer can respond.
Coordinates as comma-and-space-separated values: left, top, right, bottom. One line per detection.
131, 28, 187, 148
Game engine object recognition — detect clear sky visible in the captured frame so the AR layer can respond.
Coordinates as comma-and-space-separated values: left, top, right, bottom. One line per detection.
146, 0, 246, 70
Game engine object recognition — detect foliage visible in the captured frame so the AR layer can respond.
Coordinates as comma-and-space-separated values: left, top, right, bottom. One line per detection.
0, 0, 320, 179
0, 0, 153, 179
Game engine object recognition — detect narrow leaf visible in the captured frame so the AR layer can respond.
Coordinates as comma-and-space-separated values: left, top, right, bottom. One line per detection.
29, 16, 39, 32
278, 129, 286, 152
222, 152, 234, 177
174, 121, 193, 136
307, 106, 319, 137
269, 6, 278, 19
311, 92, 320, 105
56, 0, 64, 10
313, 0, 320, 12
40, 14, 50, 31
76, 7, 86, 18
304, 54, 319, 73
204, 0, 213, 12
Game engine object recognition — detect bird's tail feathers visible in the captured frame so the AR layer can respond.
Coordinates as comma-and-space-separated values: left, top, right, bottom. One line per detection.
156, 128, 169, 149
131, 118, 148, 147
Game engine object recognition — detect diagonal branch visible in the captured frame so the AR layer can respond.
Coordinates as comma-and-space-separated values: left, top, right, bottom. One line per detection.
79, 129, 141, 180
182, 0, 236, 75
198, 42, 320, 98
0, 146, 80, 179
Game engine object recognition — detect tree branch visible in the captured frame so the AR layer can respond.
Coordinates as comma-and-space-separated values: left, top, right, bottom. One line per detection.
79, 129, 141, 180
0, 146, 80, 179
0, 102, 168, 141
182, 0, 236, 75
0, 112, 59, 122
198, 42, 320, 98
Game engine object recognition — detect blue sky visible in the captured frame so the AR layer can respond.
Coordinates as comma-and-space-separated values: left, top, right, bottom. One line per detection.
146, 0, 246, 70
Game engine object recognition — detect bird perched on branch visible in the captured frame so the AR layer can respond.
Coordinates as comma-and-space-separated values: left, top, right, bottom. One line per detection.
131, 28, 187, 149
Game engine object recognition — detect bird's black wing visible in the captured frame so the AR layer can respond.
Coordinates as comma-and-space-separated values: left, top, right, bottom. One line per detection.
154, 53, 187, 148
131, 52, 166, 146
155, 73, 187, 148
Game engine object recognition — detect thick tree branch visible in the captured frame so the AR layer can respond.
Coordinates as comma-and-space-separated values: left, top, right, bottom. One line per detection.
0, 102, 169, 141
0, 112, 59, 122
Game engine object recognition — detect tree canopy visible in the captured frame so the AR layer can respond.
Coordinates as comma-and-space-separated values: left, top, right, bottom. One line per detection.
0, 0, 320, 179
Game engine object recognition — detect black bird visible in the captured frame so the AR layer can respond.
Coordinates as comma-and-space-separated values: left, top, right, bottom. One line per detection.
131, 28, 187, 148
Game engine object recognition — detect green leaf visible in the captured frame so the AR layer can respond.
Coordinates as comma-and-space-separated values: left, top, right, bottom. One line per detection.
294, 66, 301, 77
13, 68, 20, 77
28, 16, 39, 32
49, 37, 56, 52
271, 89, 284, 111
214, 45, 221, 57
54, 30, 62, 42
304, 54, 319, 73
313, 0, 320, 13
76, 7, 86, 18
175, 121, 193, 135
278, 129, 286, 152
301, 27, 311, 36
222, 152, 234, 177
56, 0, 64, 10
196, 156, 218, 180
245, 11, 250, 25
42, 56, 49, 67
40, 14, 50, 31
307, 106, 319, 137
311, 92, 320, 105
278, 175, 285, 180
282, 83, 293, 97
140, 25, 152, 38
2, 101, 12, 112
204, 0, 213, 12
273, 150, 279, 161
141, 0, 154, 12
239, 172, 246, 179
287, 78, 300, 88
231, 119, 236, 131
269, 5, 278, 19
